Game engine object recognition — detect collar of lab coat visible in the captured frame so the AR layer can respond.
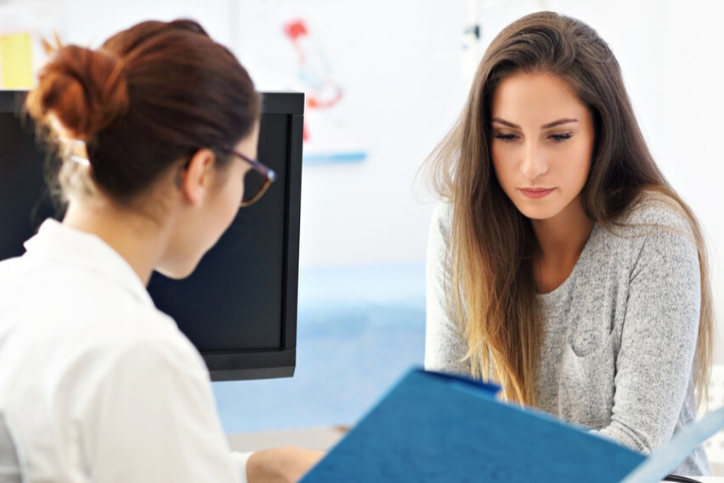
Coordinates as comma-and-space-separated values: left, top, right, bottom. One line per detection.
23, 219, 155, 308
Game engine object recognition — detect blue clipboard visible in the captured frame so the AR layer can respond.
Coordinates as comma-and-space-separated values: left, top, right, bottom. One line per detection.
301, 368, 724, 482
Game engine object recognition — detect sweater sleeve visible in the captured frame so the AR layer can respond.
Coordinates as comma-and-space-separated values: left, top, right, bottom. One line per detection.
424, 203, 470, 376
593, 227, 701, 454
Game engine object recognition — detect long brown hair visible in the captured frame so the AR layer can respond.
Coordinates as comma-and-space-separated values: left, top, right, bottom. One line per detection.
427, 11, 713, 406
26, 19, 260, 204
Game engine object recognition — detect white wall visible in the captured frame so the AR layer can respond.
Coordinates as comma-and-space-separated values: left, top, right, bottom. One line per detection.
233, 0, 469, 268
62, 0, 233, 47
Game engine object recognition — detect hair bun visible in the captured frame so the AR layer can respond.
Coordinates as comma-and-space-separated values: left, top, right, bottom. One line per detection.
27, 45, 128, 142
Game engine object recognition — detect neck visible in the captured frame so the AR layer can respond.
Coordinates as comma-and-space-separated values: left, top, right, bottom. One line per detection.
530, 196, 595, 265
62, 196, 168, 286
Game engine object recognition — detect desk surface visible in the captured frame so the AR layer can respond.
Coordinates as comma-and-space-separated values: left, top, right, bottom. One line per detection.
227, 426, 344, 453
227, 427, 724, 481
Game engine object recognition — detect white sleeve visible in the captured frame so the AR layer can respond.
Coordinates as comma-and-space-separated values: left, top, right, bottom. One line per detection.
230, 452, 254, 483
81, 339, 244, 483
424, 203, 470, 376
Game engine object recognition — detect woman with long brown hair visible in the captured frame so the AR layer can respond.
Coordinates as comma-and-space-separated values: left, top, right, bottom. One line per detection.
0, 19, 319, 482
425, 11, 713, 475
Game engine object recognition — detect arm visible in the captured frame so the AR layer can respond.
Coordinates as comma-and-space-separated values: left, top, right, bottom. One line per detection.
593, 228, 701, 453
246, 447, 324, 483
424, 203, 470, 376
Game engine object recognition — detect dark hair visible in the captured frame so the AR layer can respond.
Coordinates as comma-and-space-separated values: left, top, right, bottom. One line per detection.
426, 11, 713, 406
26, 19, 260, 202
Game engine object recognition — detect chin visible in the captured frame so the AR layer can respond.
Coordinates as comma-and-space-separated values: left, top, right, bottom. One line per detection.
513, 202, 563, 221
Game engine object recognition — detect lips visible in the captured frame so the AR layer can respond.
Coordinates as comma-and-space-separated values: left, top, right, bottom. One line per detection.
519, 188, 555, 199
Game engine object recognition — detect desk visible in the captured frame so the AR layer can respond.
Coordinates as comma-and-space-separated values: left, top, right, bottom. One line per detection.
227, 427, 724, 481
227, 426, 344, 453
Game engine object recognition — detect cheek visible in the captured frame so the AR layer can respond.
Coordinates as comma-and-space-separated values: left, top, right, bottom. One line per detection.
491, 146, 514, 190
564, 142, 593, 187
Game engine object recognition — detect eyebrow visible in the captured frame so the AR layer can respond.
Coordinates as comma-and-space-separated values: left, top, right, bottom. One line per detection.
491, 117, 579, 129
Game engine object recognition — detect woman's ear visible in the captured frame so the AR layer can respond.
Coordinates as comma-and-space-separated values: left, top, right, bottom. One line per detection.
179, 148, 216, 206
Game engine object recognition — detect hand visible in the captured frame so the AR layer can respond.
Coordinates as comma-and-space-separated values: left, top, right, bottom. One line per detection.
247, 446, 324, 483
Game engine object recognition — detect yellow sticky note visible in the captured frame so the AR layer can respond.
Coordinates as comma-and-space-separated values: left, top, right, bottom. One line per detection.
0, 32, 34, 89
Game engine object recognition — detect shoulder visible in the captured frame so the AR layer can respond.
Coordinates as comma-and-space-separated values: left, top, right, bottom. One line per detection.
428, 202, 454, 263
429, 202, 455, 246
605, 191, 701, 281
76, 298, 204, 377
0, 254, 204, 377
102, 329, 207, 381
596, 190, 699, 261
0, 254, 37, 285
431, 202, 453, 232
58, 305, 208, 398
615, 190, 695, 240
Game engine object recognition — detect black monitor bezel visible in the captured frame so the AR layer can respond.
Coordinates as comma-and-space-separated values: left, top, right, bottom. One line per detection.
0, 90, 304, 382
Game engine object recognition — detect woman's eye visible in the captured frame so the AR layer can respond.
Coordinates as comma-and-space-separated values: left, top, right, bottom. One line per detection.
494, 133, 518, 141
549, 133, 573, 142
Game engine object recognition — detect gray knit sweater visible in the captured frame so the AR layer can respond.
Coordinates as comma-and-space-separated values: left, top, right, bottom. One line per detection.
424, 196, 711, 475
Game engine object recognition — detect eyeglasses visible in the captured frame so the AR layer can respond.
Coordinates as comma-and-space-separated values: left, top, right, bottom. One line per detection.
230, 150, 276, 207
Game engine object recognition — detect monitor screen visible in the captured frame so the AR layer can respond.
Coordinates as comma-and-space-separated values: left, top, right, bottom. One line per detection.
0, 90, 303, 382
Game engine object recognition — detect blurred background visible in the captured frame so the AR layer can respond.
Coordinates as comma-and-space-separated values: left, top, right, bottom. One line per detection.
2, 0, 723, 435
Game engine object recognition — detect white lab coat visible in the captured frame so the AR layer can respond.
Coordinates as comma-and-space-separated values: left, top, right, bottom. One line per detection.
0, 220, 250, 482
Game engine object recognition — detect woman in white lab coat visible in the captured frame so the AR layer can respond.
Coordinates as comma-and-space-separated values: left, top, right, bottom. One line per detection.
0, 19, 319, 483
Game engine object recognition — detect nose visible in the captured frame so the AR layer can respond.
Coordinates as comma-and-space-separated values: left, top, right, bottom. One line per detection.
520, 140, 548, 180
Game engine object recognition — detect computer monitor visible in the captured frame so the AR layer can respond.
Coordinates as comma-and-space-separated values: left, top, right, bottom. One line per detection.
0, 90, 303, 382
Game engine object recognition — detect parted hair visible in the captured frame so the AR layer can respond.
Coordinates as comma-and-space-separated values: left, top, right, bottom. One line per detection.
26, 19, 260, 203
426, 11, 713, 406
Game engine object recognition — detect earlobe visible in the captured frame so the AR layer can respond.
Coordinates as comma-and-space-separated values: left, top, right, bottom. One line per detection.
179, 148, 216, 207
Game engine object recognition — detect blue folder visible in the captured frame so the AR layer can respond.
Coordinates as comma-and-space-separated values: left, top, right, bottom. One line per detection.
301, 369, 724, 482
